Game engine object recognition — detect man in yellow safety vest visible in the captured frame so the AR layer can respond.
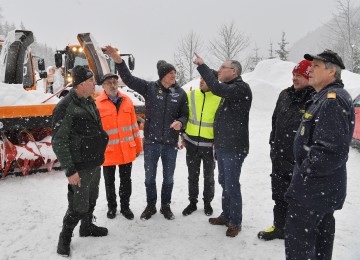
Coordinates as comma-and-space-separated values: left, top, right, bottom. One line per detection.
181, 70, 221, 216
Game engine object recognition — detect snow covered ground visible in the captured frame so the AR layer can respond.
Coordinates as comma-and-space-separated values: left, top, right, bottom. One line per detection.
0, 59, 359, 259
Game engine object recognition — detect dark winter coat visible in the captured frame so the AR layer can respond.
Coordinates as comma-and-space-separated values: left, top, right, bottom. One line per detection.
285, 80, 355, 212
115, 61, 188, 146
52, 89, 109, 177
270, 86, 315, 175
197, 64, 252, 155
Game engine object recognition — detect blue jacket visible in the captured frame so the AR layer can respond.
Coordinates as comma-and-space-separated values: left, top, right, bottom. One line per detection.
285, 80, 355, 212
116, 61, 188, 146
197, 64, 252, 155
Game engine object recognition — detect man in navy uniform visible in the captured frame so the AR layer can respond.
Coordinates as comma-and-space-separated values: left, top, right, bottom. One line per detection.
284, 50, 355, 260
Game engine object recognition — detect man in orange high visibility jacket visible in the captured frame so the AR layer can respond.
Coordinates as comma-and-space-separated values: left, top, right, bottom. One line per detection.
96, 73, 143, 220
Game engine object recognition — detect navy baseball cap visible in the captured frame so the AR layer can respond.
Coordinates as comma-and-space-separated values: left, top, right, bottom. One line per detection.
304, 50, 345, 69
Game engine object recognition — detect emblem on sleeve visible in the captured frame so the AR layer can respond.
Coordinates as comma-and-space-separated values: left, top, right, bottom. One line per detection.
327, 92, 336, 99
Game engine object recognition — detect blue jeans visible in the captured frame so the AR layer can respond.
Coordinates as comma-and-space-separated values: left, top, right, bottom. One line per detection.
144, 142, 178, 205
217, 148, 246, 226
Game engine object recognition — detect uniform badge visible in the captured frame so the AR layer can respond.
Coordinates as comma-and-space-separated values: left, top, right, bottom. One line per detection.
300, 125, 305, 136
159, 89, 163, 94
304, 112, 312, 119
327, 92, 336, 99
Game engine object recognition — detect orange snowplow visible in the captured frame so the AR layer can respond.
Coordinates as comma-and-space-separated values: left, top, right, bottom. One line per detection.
0, 30, 57, 177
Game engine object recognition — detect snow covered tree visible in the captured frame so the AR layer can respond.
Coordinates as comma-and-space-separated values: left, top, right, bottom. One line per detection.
327, 0, 360, 73
268, 41, 276, 59
275, 32, 289, 61
249, 44, 262, 71
174, 31, 202, 82
19, 21, 26, 30
209, 21, 249, 62
173, 51, 187, 86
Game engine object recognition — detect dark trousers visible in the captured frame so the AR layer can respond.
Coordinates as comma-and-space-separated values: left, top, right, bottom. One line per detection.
103, 163, 132, 210
271, 159, 293, 230
144, 142, 178, 205
285, 202, 335, 260
185, 143, 215, 204
62, 166, 101, 231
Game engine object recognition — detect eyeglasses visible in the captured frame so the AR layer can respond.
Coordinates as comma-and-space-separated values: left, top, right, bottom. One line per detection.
219, 65, 234, 70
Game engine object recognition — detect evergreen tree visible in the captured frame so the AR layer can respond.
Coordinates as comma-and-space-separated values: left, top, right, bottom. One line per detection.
249, 44, 262, 71
268, 41, 276, 59
275, 32, 289, 61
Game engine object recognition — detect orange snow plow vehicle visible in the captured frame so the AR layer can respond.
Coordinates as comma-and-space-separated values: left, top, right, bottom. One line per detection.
0, 32, 144, 178
0, 30, 55, 177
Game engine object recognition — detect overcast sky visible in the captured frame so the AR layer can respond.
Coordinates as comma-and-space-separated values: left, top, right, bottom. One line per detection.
1, 0, 340, 79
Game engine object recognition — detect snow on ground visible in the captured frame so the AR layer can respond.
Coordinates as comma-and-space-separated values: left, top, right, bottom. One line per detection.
0, 59, 359, 260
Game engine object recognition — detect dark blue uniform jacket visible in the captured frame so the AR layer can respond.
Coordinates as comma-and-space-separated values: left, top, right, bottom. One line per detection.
285, 80, 355, 212
116, 61, 188, 146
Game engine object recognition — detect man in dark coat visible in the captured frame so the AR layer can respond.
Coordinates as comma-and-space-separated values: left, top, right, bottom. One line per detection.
193, 53, 252, 237
258, 60, 314, 241
53, 66, 109, 257
104, 46, 188, 221
284, 50, 355, 260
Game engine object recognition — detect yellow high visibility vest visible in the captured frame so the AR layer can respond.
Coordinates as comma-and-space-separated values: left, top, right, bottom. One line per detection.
185, 89, 221, 139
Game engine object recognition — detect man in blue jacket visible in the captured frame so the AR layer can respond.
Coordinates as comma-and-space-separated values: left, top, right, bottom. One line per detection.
193, 53, 252, 237
285, 50, 355, 259
104, 46, 188, 221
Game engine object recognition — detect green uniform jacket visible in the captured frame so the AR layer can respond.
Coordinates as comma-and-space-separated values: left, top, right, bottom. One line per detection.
52, 89, 109, 177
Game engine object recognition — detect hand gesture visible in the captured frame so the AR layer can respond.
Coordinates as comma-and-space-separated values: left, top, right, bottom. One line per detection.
193, 52, 204, 66
104, 45, 122, 64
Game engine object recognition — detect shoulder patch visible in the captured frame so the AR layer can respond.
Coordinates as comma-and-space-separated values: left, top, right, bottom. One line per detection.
327, 92, 336, 99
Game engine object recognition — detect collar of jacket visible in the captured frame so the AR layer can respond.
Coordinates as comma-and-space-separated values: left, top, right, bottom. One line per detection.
312, 79, 344, 103
156, 80, 179, 92
97, 90, 124, 103
223, 76, 242, 84
288, 85, 315, 102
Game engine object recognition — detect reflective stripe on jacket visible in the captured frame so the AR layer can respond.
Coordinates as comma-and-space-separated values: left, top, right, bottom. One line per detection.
185, 89, 221, 141
96, 90, 142, 166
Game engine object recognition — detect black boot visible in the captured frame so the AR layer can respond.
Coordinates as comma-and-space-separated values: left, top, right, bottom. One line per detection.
204, 202, 213, 216
257, 226, 284, 241
140, 203, 157, 220
57, 231, 72, 257
120, 207, 134, 220
160, 204, 175, 220
182, 202, 197, 216
107, 208, 117, 219
57, 211, 80, 257
79, 215, 108, 237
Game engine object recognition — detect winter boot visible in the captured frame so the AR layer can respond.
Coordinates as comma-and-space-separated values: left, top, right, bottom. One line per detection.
204, 202, 213, 216
226, 225, 241, 237
209, 215, 229, 226
79, 215, 108, 237
140, 203, 157, 220
182, 202, 197, 216
107, 208, 116, 219
120, 207, 134, 220
257, 226, 284, 241
57, 231, 72, 257
57, 211, 80, 257
160, 204, 175, 220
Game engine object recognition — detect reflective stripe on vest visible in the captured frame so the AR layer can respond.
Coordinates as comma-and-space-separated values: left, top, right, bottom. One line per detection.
183, 133, 213, 147
106, 128, 119, 135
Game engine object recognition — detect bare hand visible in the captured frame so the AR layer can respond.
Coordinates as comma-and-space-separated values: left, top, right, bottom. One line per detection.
193, 52, 204, 66
170, 120, 182, 131
104, 45, 122, 64
67, 172, 81, 187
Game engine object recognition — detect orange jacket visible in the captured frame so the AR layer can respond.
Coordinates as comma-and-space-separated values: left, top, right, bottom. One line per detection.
96, 91, 142, 166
